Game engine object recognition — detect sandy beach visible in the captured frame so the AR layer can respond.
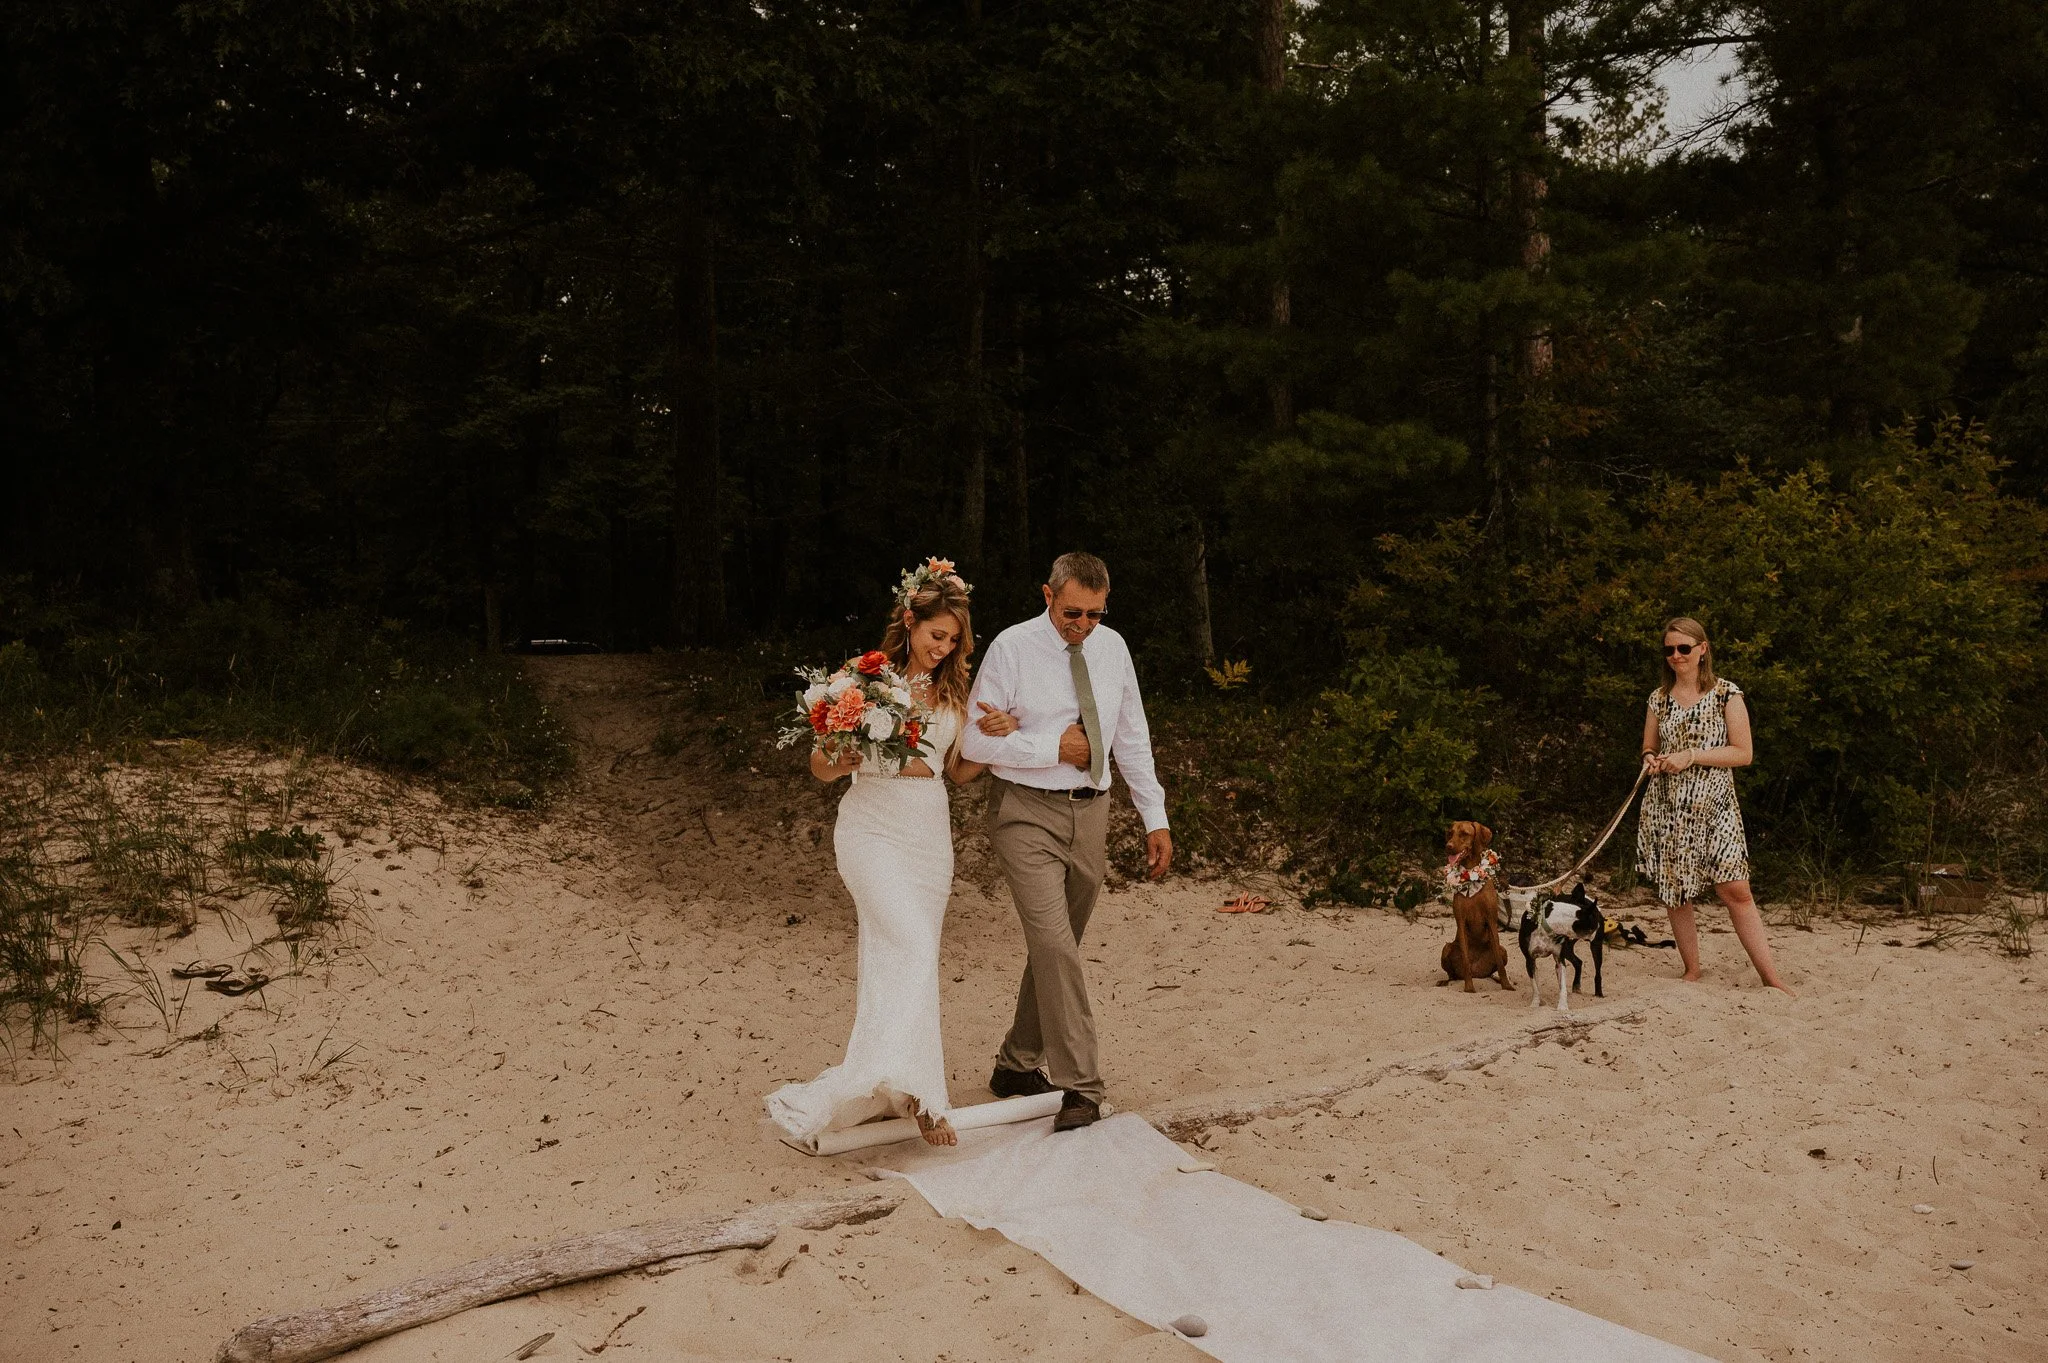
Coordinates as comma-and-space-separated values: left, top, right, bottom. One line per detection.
4, 655, 2043, 1363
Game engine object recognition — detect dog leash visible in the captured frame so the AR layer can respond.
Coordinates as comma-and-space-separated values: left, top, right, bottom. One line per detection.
1514, 762, 1653, 895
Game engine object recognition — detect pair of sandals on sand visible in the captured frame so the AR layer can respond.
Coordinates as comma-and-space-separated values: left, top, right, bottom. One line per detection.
171, 962, 271, 996
1603, 920, 1677, 949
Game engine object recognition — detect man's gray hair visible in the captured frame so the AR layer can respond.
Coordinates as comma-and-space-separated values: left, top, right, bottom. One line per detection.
1048, 552, 1110, 594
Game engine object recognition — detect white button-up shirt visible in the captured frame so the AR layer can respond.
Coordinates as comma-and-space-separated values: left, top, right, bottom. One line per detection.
960, 611, 1169, 832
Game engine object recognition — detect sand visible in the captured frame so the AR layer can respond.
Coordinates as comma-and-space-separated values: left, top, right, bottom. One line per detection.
3, 654, 2043, 1362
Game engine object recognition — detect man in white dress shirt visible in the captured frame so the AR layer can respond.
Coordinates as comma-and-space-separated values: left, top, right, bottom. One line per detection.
959, 552, 1172, 1131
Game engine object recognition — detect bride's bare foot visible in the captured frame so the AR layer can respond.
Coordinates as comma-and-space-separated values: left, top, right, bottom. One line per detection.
912, 1102, 956, 1147
1681, 969, 1703, 982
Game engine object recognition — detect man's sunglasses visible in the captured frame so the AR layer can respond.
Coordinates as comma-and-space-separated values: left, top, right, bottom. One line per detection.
1059, 608, 1108, 622
1662, 643, 1697, 657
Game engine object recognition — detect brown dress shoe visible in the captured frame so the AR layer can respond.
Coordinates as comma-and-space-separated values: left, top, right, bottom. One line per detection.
1052, 1091, 1100, 1132
989, 1064, 1057, 1098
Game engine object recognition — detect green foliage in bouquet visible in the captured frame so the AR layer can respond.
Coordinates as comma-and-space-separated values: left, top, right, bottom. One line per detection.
775, 654, 932, 773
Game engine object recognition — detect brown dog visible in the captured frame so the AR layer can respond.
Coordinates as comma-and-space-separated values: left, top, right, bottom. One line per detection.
1439, 821, 1513, 992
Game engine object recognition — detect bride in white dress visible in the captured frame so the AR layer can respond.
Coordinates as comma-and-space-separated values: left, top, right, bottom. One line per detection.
766, 564, 1015, 1147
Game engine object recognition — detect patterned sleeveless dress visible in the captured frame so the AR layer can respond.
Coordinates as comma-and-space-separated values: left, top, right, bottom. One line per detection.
1636, 678, 1750, 904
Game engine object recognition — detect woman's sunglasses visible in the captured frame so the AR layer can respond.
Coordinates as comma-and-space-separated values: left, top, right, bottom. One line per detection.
1059, 607, 1108, 622
1662, 643, 1697, 657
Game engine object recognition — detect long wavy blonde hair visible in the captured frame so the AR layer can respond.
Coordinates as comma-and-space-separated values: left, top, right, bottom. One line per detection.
879, 574, 975, 714
1658, 616, 1719, 695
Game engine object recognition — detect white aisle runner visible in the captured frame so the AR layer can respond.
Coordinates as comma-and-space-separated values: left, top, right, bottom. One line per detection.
877, 1113, 1712, 1363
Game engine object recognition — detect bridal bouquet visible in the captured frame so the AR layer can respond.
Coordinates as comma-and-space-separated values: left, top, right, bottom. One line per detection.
776, 651, 931, 771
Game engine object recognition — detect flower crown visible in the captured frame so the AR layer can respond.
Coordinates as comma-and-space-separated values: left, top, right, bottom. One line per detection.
894, 556, 972, 613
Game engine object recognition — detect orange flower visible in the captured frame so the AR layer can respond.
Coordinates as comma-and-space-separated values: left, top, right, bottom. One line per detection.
808, 698, 833, 734
926, 557, 956, 575
828, 687, 868, 732
855, 650, 889, 676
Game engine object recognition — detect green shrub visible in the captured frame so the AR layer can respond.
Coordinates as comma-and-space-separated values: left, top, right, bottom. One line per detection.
1358, 418, 2048, 886
371, 685, 490, 771
1142, 690, 1298, 870
0, 598, 570, 796
1278, 648, 1517, 882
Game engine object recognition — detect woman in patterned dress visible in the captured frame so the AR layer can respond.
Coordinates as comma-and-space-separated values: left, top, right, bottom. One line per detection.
1636, 617, 1794, 995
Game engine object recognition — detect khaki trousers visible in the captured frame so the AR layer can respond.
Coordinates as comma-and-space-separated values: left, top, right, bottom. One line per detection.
987, 778, 1110, 1102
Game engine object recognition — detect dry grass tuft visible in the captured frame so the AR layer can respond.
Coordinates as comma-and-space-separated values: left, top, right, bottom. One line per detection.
1, 755, 357, 1056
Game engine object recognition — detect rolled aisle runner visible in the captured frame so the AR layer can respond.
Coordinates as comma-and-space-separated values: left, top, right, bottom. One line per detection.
781, 1091, 1067, 1157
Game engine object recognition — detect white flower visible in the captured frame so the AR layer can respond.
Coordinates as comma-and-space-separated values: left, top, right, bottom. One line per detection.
826, 675, 854, 699
802, 683, 827, 709
889, 685, 912, 708
862, 707, 895, 741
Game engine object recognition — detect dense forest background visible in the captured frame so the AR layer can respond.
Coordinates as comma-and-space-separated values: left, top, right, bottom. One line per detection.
4, 0, 2047, 893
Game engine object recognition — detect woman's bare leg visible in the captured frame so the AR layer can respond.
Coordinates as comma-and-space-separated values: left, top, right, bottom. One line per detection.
1668, 902, 1702, 981
1714, 880, 1795, 995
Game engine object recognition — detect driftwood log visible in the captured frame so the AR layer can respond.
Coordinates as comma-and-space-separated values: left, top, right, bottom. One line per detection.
1145, 1001, 1650, 1142
214, 1184, 905, 1363
217, 1004, 1646, 1361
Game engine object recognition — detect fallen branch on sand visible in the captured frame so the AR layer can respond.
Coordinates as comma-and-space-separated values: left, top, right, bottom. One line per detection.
216, 1006, 1644, 1361
1146, 1002, 1651, 1142
213, 1184, 905, 1363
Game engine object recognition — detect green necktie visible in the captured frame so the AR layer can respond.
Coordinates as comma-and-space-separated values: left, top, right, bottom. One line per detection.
1067, 642, 1106, 785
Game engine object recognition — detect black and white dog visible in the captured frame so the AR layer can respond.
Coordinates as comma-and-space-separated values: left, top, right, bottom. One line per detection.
1518, 882, 1604, 1013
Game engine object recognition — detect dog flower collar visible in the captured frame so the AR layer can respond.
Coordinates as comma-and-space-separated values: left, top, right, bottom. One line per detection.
1444, 848, 1500, 893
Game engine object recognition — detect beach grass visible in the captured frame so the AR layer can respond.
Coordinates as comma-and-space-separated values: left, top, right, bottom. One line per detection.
0, 760, 360, 1056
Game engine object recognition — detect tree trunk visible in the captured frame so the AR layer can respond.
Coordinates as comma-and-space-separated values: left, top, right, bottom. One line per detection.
995, 287, 1030, 590
1814, 107, 1871, 438
1184, 510, 1215, 666
1507, 0, 1552, 386
959, 145, 986, 567
1255, 0, 1286, 86
958, 0, 988, 568
1476, 6, 1502, 508
1258, 0, 1292, 431
818, 278, 852, 619
467, 444, 505, 653
670, 190, 725, 646
1481, 350, 1502, 458
515, 266, 553, 648
483, 583, 503, 655
1268, 274, 1293, 430
1007, 341, 1028, 578
607, 370, 637, 649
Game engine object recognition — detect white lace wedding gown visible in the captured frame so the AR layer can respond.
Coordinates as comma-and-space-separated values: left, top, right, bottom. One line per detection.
766, 705, 961, 1141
